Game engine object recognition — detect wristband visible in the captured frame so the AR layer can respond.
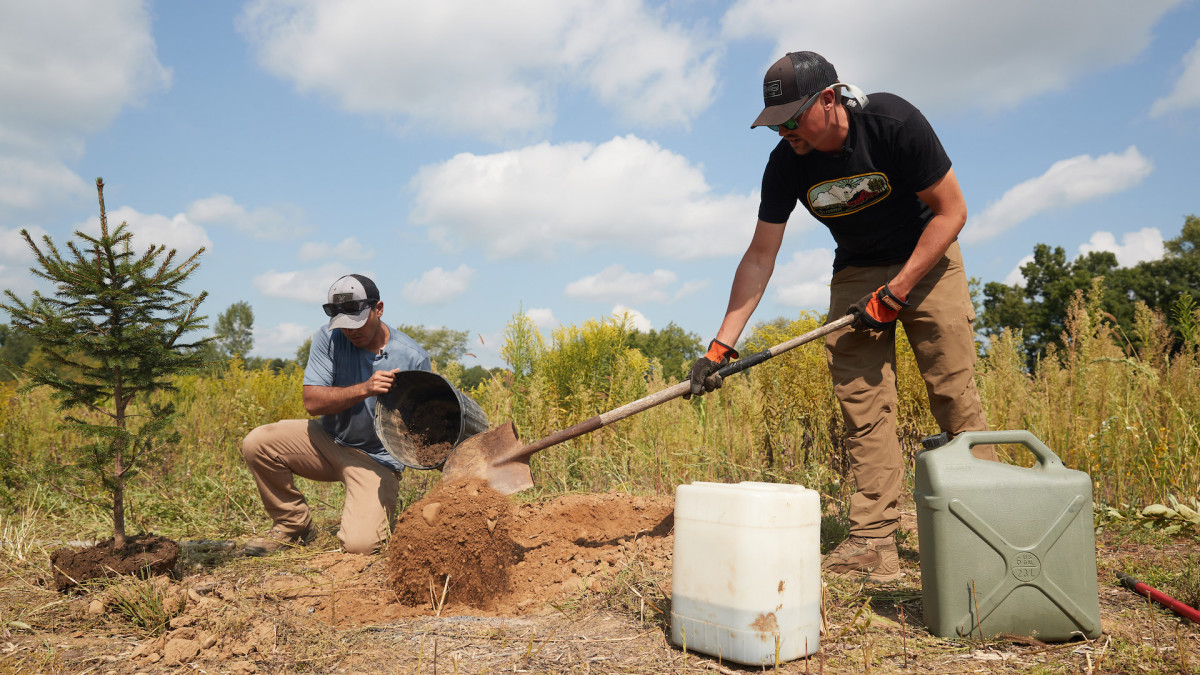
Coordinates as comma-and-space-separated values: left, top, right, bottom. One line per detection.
704, 339, 739, 362
878, 283, 910, 311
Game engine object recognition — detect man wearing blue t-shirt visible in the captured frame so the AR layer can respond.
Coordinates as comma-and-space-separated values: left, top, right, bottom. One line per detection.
688, 52, 993, 582
241, 274, 431, 555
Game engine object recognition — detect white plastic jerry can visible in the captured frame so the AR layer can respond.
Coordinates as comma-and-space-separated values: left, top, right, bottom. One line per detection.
670, 481, 821, 665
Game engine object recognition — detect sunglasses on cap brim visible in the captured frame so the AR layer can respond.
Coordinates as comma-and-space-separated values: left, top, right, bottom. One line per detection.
322, 299, 378, 317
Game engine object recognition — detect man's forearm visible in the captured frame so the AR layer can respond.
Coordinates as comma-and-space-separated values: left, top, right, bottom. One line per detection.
303, 383, 370, 416
715, 253, 774, 346
714, 220, 785, 346
888, 215, 961, 298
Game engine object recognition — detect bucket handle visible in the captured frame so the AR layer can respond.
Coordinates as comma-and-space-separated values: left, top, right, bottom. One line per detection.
952, 430, 1065, 470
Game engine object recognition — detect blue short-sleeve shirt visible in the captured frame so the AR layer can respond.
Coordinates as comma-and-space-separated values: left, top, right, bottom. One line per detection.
303, 325, 432, 471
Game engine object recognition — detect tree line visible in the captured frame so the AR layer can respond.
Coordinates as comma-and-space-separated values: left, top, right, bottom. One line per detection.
4, 214, 1196, 384
980, 215, 1200, 366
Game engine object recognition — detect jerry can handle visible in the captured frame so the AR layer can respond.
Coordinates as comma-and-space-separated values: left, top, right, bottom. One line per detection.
954, 430, 1065, 470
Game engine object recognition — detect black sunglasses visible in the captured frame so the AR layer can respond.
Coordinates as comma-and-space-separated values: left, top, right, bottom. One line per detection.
322, 299, 378, 317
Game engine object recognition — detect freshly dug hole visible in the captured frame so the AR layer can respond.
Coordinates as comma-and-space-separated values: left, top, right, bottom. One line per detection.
385, 479, 518, 609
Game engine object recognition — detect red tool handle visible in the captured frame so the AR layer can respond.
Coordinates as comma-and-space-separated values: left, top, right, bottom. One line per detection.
1118, 571, 1200, 625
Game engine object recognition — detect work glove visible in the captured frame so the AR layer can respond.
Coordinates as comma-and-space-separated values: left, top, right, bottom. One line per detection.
684, 339, 739, 400
847, 283, 909, 331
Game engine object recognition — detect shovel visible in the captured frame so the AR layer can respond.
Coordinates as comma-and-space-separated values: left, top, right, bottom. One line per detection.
441, 314, 854, 494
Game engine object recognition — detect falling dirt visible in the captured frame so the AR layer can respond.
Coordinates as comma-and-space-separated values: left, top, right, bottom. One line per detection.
50, 534, 180, 591
378, 398, 459, 467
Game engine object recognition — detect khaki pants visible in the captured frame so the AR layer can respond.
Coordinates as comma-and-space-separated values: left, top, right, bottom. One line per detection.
825, 242, 993, 538
241, 419, 400, 554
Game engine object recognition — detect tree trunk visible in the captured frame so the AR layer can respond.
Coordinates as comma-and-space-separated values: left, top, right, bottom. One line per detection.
113, 478, 126, 549
113, 373, 127, 550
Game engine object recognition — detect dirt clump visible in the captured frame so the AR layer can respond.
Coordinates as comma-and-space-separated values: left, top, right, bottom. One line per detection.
386, 478, 519, 609
50, 533, 179, 591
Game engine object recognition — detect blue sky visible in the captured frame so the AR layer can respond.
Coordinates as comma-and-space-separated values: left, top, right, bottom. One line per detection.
2, 1, 1199, 369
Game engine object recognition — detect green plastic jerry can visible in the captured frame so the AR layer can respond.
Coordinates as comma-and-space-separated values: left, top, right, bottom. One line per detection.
914, 430, 1102, 641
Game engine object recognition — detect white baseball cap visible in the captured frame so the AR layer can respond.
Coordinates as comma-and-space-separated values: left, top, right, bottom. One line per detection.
323, 274, 380, 330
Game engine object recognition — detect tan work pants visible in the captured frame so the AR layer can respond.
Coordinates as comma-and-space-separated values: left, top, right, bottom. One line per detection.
241, 419, 400, 554
825, 242, 993, 538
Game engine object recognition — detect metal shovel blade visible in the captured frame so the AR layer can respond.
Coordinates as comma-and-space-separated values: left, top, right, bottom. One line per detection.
440, 421, 533, 494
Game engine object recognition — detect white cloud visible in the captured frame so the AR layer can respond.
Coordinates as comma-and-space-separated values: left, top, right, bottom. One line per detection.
0, 226, 48, 263
0, 1, 169, 210
402, 264, 475, 305
253, 322, 315, 357
962, 147, 1153, 244
0, 226, 47, 299
612, 305, 652, 332
237, 0, 719, 139
1078, 228, 1165, 267
298, 236, 373, 262
721, 0, 1182, 115
565, 265, 678, 303
673, 279, 709, 301
0, 157, 91, 211
410, 135, 759, 260
1004, 254, 1035, 287
773, 248, 834, 308
77, 206, 213, 255
187, 194, 307, 240
0, 264, 37, 300
1151, 37, 1200, 117
526, 308, 558, 332
255, 263, 349, 303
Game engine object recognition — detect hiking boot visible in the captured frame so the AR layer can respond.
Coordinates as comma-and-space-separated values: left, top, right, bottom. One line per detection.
822, 535, 902, 582
243, 523, 318, 557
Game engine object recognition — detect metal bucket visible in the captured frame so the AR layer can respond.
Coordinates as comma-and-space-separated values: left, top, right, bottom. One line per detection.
375, 370, 489, 470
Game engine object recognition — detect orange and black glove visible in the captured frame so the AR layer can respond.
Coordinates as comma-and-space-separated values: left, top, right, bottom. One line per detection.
847, 283, 909, 330
685, 339, 739, 400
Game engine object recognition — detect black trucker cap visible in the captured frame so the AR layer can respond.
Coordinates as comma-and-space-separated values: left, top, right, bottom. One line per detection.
751, 51, 838, 129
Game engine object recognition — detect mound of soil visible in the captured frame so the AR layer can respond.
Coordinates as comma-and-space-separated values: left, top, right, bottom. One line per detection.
249, 490, 676, 625
385, 479, 519, 609
51, 534, 179, 591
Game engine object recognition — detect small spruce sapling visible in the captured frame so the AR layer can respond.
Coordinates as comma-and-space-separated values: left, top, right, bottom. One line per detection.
0, 178, 210, 549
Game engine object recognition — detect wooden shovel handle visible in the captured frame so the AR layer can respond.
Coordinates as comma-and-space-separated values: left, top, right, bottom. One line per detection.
496, 314, 854, 464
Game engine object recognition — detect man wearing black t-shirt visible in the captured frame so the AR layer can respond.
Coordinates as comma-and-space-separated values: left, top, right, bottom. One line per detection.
688, 51, 994, 583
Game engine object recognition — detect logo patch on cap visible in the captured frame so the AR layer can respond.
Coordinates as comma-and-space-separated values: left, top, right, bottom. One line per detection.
764, 79, 783, 98
332, 293, 354, 303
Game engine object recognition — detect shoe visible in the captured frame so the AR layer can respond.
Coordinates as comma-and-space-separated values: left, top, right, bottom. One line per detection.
822, 535, 902, 582
243, 523, 318, 557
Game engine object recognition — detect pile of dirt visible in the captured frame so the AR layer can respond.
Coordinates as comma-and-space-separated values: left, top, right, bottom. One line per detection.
244, 489, 676, 625
385, 479, 520, 609
50, 534, 179, 591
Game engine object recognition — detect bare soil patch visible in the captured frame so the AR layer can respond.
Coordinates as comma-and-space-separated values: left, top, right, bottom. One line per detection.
49, 533, 179, 591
